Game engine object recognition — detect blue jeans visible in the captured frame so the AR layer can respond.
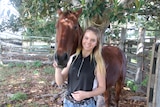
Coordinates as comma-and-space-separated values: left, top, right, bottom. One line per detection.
63, 97, 96, 107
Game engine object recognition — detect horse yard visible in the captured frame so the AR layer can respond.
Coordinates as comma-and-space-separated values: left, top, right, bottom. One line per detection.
1, 10, 159, 106
1, 26, 159, 107
0, 64, 146, 107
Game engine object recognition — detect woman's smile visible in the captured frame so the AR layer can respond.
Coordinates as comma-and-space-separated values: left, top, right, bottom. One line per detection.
82, 30, 97, 51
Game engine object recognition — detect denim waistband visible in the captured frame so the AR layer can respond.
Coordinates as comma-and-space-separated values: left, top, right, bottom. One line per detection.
65, 95, 94, 105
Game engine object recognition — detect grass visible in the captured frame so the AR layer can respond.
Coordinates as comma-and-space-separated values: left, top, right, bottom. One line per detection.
0, 62, 58, 107
9, 92, 28, 101
0, 66, 20, 82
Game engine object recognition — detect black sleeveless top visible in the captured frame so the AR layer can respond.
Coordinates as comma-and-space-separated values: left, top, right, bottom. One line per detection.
67, 52, 97, 97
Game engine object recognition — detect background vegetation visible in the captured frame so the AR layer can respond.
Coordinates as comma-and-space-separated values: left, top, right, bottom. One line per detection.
0, 0, 160, 39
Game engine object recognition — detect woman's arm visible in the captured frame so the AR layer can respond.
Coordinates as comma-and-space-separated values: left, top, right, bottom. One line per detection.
53, 55, 74, 86
54, 66, 68, 86
87, 67, 106, 97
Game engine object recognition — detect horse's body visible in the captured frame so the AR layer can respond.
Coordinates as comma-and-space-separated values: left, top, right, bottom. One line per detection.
102, 46, 126, 107
54, 8, 126, 107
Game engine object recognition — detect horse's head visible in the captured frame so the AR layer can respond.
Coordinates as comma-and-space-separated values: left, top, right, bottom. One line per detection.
54, 8, 83, 68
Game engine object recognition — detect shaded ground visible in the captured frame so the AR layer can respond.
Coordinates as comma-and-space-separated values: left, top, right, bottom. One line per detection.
0, 65, 147, 107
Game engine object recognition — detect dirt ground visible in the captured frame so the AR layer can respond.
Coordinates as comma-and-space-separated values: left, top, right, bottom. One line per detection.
0, 65, 147, 107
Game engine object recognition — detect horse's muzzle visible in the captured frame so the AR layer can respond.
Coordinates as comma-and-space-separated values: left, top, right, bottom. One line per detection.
54, 52, 69, 68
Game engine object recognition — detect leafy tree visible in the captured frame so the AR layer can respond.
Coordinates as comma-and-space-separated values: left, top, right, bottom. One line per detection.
1, 0, 160, 38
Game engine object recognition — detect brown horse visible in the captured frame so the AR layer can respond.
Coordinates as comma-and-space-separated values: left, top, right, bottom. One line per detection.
54, 8, 126, 107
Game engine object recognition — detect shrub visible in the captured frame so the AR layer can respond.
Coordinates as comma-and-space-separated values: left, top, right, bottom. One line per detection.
10, 92, 27, 101
127, 80, 138, 92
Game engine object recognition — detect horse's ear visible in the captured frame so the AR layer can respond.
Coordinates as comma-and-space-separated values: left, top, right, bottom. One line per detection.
57, 9, 62, 15
75, 8, 82, 18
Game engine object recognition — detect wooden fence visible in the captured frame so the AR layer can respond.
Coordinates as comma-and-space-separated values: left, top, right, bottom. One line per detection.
147, 42, 160, 107
0, 35, 54, 65
124, 37, 155, 81
109, 27, 156, 86
0, 30, 156, 84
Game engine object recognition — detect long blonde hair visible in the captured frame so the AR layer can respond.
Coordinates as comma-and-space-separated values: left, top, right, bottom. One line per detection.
75, 26, 106, 75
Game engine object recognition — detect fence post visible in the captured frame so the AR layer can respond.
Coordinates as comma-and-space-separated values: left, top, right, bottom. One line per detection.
135, 27, 145, 91
0, 44, 1, 54
0, 41, 2, 65
147, 42, 160, 107
119, 27, 126, 51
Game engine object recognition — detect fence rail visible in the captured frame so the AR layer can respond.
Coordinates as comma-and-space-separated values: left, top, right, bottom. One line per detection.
0, 31, 156, 85
0, 35, 54, 65
124, 38, 155, 82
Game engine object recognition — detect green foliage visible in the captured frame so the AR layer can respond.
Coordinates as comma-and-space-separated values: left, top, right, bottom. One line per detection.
0, 15, 22, 32
33, 70, 39, 75
43, 66, 54, 74
127, 80, 138, 92
16, 63, 26, 67
8, 63, 25, 68
141, 76, 148, 87
7, 0, 142, 34
23, 18, 56, 37
83, 0, 107, 18
0, 64, 55, 106
0, 0, 158, 39
25, 62, 32, 70
134, 0, 145, 11
23, 61, 43, 69
5, 0, 58, 37
33, 61, 42, 68
0, 64, 3, 67
127, 76, 149, 92
10, 92, 27, 101
8, 63, 16, 68
0, 65, 21, 82
6, 61, 42, 69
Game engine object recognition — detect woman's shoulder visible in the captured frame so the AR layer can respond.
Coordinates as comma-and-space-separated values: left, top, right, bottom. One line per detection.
68, 54, 77, 64
70, 53, 77, 59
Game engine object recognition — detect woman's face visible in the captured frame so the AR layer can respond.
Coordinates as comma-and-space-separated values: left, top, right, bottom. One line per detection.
82, 30, 98, 52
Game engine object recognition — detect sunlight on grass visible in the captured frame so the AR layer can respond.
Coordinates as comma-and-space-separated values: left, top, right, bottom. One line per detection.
33, 70, 40, 75
131, 58, 137, 63
30, 87, 38, 93
38, 81, 45, 84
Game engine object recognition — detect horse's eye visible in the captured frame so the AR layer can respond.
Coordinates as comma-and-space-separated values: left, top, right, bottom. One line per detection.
74, 25, 78, 30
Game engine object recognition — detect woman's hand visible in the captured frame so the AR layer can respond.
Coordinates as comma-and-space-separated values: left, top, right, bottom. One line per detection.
53, 61, 59, 69
71, 91, 88, 101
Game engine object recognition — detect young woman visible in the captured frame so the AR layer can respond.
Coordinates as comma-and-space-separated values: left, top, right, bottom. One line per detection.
53, 26, 106, 107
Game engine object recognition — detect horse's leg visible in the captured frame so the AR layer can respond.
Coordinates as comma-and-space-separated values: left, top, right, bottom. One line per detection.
115, 79, 123, 107
103, 89, 110, 107
96, 95, 106, 107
